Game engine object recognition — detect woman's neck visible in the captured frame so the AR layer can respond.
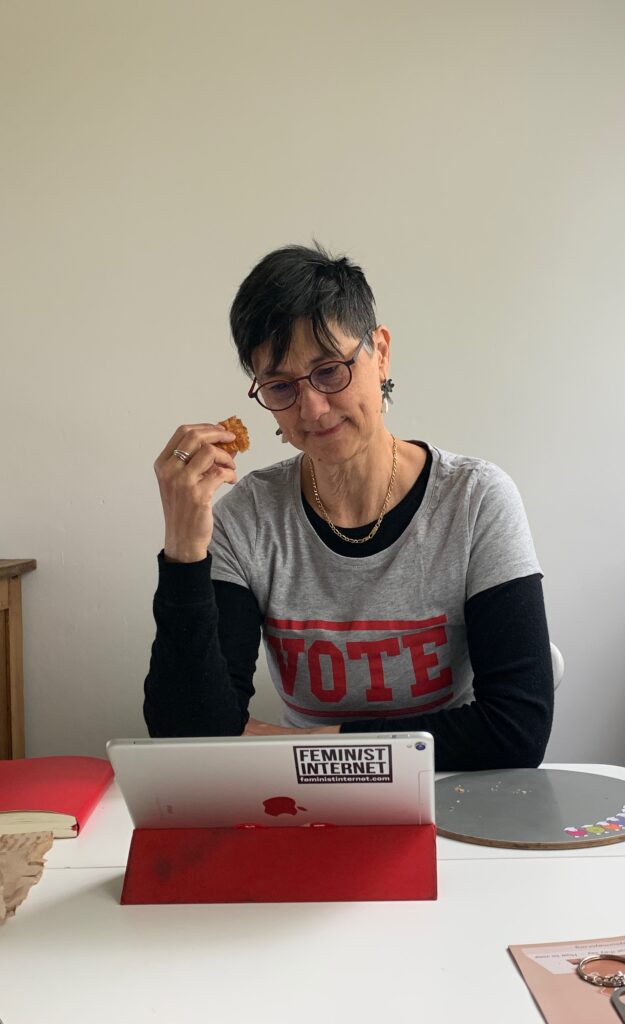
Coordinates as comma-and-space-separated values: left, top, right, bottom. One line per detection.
301, 431, 399, 528
301, 437, 428, 528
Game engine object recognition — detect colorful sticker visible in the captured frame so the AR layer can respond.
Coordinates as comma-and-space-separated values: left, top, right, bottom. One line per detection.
564, 805, 625, 839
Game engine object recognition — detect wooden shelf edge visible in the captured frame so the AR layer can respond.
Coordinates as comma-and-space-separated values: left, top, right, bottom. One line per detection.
0, 559, 37, 579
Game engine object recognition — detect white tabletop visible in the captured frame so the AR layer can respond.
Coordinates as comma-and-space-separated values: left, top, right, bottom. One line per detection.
2, 763, 624, 1024
1, 857, 624, 1024
44, 761, 625, 869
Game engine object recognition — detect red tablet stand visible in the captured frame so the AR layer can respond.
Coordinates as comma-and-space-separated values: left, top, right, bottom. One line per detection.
120, 823, 437, 904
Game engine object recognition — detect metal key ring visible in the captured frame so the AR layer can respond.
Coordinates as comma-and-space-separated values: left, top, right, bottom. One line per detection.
611, 987, 625, 1023
576, 954, 625, 988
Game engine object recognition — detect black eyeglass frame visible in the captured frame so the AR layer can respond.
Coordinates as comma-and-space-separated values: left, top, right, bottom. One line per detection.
247, 331, 373, 411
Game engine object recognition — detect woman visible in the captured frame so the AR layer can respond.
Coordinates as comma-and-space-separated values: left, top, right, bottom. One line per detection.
145, 244, 553, 770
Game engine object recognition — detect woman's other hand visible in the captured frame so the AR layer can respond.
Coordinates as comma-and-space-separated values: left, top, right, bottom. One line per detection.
154, 423, 238, 562
243, 717, 341, 736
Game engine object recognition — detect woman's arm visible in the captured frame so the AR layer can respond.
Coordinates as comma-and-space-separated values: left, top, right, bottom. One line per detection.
340, 573, 554, 771
143, 553, 262, 736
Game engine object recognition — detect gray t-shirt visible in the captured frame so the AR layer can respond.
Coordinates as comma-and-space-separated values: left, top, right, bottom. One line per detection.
210, 444, 540, 728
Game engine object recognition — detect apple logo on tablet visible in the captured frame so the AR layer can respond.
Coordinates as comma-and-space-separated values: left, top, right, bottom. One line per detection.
263, 796, 307, 817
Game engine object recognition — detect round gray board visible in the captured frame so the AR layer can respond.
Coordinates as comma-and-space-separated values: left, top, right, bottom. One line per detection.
435, 769, 625, 849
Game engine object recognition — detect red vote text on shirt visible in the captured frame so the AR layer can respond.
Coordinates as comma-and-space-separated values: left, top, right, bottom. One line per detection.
265, 615, 454, 720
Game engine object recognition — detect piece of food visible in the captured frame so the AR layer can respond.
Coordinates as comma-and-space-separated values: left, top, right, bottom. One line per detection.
217, 415, 250, 454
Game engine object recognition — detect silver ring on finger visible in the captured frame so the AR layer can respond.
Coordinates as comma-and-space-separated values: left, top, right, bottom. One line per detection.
172, 449, 192, 464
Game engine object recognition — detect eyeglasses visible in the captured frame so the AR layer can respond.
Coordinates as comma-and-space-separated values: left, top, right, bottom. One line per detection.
248, 333, 370, 411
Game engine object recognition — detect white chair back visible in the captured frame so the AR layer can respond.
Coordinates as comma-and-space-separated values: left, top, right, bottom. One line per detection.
551, 642, 565, 690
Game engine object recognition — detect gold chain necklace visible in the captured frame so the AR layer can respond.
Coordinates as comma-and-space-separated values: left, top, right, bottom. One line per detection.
307, 437, 398, 544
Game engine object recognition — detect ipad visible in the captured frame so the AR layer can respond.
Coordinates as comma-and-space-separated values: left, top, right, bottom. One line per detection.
106, 732, 435, 829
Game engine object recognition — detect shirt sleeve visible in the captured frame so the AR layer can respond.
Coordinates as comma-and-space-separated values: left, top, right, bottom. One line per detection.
465, 462, 541, 599
340, 573, 554, 771
209, 478, 258, 589
143, 553, 262, 737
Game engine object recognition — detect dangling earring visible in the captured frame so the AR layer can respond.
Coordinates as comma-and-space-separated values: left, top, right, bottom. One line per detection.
381, 378, 395, 414
275, 427, 289, 444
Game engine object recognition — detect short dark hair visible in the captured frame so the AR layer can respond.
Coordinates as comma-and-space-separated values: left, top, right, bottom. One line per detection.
229, 242, 377, 375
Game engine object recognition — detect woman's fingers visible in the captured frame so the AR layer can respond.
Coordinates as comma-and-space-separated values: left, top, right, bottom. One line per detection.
243, 718, 292, 736
155, 423, 236, 471
158, 451, 237, 511
188, 442, 237, 481
161, 447, 238, 503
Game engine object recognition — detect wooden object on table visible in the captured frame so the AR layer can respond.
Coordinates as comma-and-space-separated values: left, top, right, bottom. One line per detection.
0, 560, 37, 760
0, 831, 54, 923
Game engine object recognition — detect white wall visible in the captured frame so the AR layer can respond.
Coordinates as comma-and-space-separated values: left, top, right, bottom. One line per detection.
2, 0, 624, 764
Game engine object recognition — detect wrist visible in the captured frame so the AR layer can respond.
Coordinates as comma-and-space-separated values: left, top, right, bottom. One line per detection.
163, 544, 208, 563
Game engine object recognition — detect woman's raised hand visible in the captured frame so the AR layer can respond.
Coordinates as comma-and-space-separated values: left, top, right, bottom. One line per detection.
154, 423, 238, 562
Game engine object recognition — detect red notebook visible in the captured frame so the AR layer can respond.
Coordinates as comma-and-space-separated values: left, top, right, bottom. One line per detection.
0, 756, 114, 838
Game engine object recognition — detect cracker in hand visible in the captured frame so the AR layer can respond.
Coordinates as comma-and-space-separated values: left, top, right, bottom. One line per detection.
218, 416, 250, 455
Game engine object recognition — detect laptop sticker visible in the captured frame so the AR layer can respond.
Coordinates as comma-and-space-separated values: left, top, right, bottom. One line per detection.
294, 744, 393, 784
